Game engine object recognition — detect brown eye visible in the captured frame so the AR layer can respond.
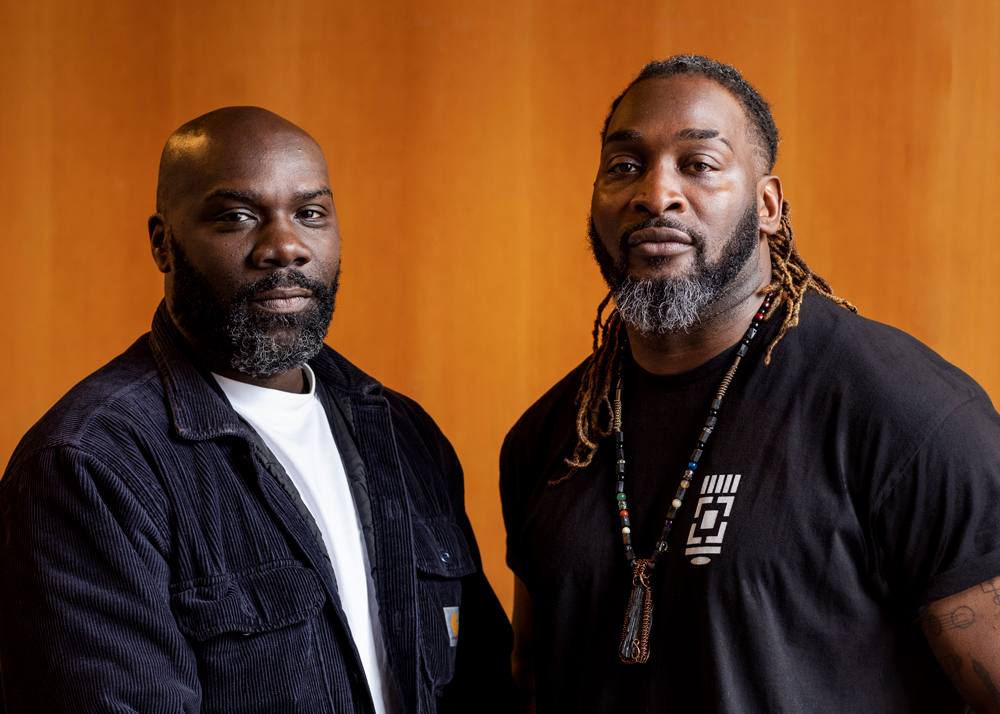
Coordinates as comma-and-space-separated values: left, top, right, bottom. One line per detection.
220, 211, 252, 222
609, 160, 641, 173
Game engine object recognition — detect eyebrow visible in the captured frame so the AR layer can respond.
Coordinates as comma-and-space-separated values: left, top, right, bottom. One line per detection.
603, 127, 733, 150
294, 188, 333, 202
204, 188, 260, 203
203, 187, 333, 203
603, 129, 643, 145
676, 127, 732, 149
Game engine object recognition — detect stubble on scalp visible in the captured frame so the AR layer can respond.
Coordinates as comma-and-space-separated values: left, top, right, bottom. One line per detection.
588, 198, 760, 335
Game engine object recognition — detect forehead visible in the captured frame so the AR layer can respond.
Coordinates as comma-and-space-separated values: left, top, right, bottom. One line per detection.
605, 75, 753, 154
184, 131, 330, 201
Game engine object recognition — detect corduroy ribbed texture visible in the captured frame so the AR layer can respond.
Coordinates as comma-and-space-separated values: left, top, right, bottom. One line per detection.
0, 302, 516, 714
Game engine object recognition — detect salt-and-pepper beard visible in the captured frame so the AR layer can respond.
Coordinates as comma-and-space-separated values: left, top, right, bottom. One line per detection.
588, 199, 760, 335
169, 241, 340, 377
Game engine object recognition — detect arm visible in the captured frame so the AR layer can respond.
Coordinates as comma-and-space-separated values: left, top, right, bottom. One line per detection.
924, 577, 1000, 713
437, 508, 518, 713
0, 446, 199, 713
512, 576, 536, 714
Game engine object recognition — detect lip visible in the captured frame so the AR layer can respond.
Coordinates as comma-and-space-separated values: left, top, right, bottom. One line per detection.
627, 226, 693, 246
250, 288, 313, 313
627, 226, 694, 257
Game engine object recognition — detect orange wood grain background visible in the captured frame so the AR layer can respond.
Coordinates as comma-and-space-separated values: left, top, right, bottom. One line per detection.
2, 0, 999, 616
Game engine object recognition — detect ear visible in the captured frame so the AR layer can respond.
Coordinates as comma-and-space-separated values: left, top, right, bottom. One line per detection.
757, 175, 783, 236
149, 214, 171, 274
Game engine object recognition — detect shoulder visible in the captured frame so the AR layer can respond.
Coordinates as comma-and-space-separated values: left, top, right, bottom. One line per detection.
4, 335, 166, 477
500, 358, 590, 499
780, 292, 989, 415
766, 293, 1000, 501
503, 359, 588, 455
311, 344, 456, 464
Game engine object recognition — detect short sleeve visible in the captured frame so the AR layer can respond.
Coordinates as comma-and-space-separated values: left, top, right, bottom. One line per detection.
499, 430, 528, 583
875, 395, 1000, 618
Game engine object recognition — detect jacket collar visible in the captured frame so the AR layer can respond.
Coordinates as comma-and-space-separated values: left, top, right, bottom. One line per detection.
148, 300, 382, 442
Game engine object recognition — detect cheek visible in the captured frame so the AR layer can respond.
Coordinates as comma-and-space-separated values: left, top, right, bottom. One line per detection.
590, 190, 625, 242
311, 235, 342, 277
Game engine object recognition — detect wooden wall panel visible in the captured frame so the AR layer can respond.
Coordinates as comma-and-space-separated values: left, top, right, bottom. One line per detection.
2, 0, 999, 616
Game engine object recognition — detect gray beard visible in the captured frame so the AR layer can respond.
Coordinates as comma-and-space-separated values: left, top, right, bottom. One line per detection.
589, 198, 760, 336
169, 240, 339, 377
612, 277, 713, 335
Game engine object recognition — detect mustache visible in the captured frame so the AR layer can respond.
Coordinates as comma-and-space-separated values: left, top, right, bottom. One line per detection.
618, 216, 702, 252
232, 269, 335, 305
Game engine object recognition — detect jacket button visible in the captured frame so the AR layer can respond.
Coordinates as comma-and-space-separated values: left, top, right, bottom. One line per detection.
349, 670, 359, 685
438, 549, 452, 564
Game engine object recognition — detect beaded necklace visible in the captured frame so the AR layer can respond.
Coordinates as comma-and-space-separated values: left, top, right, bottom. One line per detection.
614, 292, 774, 664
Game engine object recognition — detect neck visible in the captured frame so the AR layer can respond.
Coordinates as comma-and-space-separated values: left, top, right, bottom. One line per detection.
626, 243, 771, 376
169, 313, 310, 394
211, 363, 309, 394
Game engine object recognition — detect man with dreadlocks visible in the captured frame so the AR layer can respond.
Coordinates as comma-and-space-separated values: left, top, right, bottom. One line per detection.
500, 55, 1000, 714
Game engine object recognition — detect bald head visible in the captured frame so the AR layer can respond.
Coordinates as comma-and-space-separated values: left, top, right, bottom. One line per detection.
155, 106, 325, 216
148, 106, 341, 389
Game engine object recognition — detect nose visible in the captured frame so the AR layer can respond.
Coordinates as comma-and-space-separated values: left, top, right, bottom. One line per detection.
251, 216, 312, 268
630, 163, 687, 216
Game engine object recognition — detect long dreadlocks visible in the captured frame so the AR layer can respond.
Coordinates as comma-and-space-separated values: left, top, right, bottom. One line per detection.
555, 55, 856, 483
557, 201, 856, 482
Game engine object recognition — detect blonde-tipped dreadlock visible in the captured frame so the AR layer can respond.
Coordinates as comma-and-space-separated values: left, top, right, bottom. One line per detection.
556, 201, 855, 483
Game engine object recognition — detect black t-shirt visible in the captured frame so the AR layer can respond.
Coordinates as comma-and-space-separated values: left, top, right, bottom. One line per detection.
500, 292, 1000, 713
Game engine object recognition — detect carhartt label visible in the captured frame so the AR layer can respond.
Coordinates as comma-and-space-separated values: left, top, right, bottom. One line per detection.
443, 606, 459, 647
685, 473, 741, 564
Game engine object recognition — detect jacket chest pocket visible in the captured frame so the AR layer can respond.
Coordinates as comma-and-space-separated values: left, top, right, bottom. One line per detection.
170, 560, 330, 714
413, 520, 476, 690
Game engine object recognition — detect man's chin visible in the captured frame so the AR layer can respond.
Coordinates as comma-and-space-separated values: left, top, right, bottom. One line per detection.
624, 263, 696, 286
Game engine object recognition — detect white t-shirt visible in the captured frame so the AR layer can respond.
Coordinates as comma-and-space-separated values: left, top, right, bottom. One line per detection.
214, 366, 398, 714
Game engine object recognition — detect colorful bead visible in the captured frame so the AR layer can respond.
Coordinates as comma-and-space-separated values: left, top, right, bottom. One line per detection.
608, 293, 772, 564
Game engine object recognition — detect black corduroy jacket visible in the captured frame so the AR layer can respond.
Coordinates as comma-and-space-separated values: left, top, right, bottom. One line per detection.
0, 303, 515, 714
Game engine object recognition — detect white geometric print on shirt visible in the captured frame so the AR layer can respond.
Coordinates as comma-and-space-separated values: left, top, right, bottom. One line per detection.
685, 473, 741, 565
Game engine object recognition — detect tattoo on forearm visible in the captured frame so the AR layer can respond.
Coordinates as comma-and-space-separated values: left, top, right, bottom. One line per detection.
981, 578, 1000, 609
939, 654, 964, 683
924, 606, 977, 636
972, 657, 1000, 710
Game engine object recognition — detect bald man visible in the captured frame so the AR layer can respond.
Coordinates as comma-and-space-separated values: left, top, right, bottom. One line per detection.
0, 108, 516, 714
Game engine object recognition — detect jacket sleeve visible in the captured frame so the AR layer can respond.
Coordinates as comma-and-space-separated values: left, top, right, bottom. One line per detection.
0, 446, 200, 713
